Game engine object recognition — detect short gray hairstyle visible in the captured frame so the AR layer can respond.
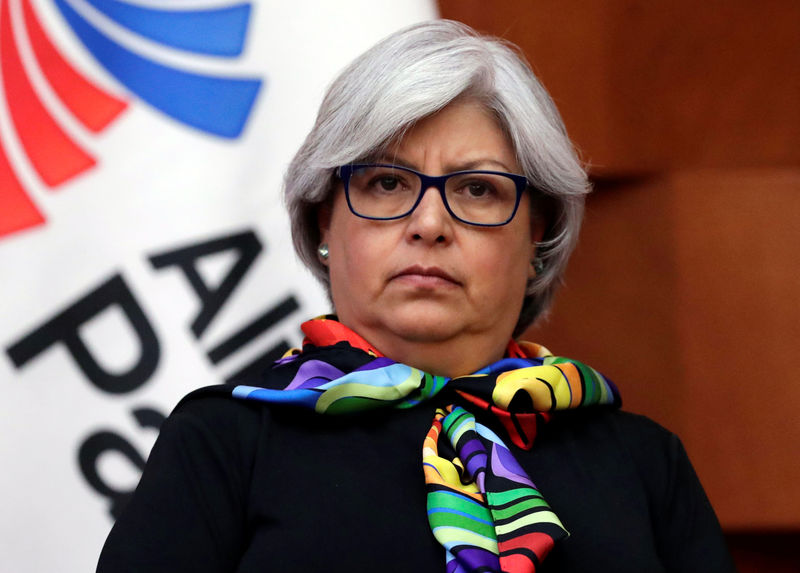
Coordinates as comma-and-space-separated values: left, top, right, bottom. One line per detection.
285, 19, 588, 335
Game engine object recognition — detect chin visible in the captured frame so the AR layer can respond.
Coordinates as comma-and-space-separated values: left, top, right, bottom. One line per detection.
383, 306, 468, 343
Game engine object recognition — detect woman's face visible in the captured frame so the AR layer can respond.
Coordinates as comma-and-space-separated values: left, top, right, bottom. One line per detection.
319, 100, 539, 374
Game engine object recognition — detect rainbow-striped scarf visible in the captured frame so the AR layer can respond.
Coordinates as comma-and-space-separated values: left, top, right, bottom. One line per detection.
232, 316, 621, 573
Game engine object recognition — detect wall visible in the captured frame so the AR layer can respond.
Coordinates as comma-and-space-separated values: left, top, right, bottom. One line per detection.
438, 1, 800, 569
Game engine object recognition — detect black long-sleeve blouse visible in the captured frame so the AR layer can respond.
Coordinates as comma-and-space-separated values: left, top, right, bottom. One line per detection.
97, 345, 734, 572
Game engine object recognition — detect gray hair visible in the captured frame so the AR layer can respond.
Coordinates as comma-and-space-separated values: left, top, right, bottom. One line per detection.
284, 19, 589, 335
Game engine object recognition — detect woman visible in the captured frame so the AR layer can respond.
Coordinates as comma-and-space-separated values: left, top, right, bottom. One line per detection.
98, 20, 734, 572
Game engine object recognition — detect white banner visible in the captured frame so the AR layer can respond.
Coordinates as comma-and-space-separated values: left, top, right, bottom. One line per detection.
0, 1, 437, 571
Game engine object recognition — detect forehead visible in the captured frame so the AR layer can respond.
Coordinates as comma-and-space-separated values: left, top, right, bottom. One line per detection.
378, 100, 519, 173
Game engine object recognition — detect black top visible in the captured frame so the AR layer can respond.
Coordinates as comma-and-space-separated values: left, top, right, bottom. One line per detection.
97, 344, 735, 572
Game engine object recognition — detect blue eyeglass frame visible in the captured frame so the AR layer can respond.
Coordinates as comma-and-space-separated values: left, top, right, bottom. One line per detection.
337, 163, 529, 227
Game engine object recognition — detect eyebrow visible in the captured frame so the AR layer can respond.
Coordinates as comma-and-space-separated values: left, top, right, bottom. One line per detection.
374, 156, 516, 173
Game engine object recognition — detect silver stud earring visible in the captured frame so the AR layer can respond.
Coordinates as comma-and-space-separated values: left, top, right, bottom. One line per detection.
533, 257, 544, 275
318, 243, 329, 260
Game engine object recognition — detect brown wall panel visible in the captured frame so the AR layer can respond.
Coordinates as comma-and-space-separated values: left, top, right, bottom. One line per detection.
673, 169, 800, 528
439, 0, 800, 175
437, 2, 800, 567
525, 171, 800, 528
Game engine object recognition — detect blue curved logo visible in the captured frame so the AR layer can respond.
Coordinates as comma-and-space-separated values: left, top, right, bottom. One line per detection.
54, 0, 263, 138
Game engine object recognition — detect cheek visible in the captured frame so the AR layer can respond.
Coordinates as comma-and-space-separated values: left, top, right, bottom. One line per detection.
326, 199, 363, 273
328, 229, 361, 293
474, 232, 532, 300
327, 219, 389, 301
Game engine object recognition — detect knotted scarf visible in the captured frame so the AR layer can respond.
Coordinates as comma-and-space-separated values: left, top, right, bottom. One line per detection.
232, 316, 621, 573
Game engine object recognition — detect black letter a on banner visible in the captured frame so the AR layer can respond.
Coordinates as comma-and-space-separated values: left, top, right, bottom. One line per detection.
149, 230, 263, 338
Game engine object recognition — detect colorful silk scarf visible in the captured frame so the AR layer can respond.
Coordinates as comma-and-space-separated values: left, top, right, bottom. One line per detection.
232, 316, 621, 573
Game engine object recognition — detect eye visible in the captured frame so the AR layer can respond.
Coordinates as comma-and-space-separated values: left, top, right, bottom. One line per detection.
465, 181, 494, 198
365, 169, 413, 194
454, 178, 498, 199
375, 176, 401, 191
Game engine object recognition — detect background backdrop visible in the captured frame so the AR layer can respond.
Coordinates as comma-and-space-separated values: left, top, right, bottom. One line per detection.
2, 1, 798, 572
437, 1, 799, 571
0, 1, 435, 571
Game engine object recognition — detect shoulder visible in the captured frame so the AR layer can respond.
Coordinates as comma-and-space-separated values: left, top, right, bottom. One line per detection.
545, 407, 678, 450
170, 340, 378, 422
589, 409, 691, 483
551, 408, 688, 474
535, 408, 698, 511
541, 407, 677, 451
161, 343, 364, 441
152, 357, 301, 459
170, 350, 307, 418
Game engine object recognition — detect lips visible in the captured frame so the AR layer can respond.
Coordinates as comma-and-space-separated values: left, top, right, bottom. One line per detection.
392, 265, 461, 286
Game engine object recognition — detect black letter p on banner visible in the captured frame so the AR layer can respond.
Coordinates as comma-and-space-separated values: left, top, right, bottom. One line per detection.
6, 273, 160, 394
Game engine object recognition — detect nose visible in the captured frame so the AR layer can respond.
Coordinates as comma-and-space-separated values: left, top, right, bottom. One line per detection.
406, 185, 453, 244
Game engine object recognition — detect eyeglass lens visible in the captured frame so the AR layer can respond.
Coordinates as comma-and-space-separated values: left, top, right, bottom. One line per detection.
345, 165, 519, 225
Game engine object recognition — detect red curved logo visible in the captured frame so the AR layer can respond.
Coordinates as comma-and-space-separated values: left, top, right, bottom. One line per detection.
0, 0, 128, 239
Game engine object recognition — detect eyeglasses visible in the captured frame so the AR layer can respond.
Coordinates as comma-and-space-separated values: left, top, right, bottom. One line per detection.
337, 164, 529, 227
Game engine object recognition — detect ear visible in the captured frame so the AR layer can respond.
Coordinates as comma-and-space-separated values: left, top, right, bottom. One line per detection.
528, 219, 545, 279
317, 201, 332, 235
317, 202, 332, 265
528, 247, 538, 280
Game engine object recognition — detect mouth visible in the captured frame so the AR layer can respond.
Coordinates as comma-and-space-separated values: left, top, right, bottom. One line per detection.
392, 265, 461, 287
